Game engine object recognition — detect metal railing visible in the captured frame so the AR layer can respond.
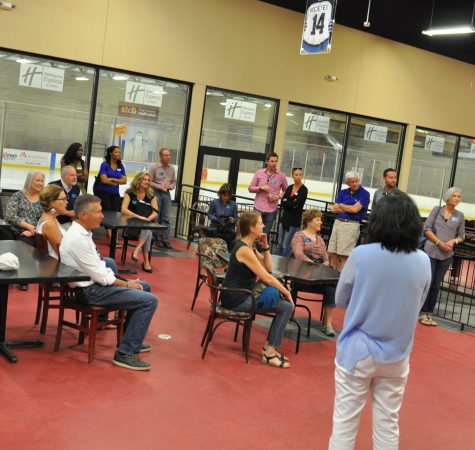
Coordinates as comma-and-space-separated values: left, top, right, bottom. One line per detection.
435, 236, 475, 329
175, 184, 334, 253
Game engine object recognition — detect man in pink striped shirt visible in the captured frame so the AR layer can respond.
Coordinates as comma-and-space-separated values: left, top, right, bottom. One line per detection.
248, 152, 288, 236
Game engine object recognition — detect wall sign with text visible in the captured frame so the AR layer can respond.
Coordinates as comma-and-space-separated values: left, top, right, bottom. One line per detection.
300, 0, 337, 55
424, 135, 445, 154
118, 102, 160, 122
303, 113, 330, 134
364, 124, 388, 143
19, 64, 64, 92
125, 81, 163, 107
224, 99, 257, 123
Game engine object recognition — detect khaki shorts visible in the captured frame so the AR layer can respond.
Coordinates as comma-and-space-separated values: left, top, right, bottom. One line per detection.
327, 220, 360, 256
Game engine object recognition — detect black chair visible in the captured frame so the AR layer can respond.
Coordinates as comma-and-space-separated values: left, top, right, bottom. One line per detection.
187, 200, 210, 249
201, 264, 255, 363
289, 281, 325, 338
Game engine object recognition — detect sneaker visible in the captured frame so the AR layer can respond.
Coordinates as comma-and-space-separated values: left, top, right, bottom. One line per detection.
140, 343, 152, 353
322, 325, 336, 337
112, 350, 151, 371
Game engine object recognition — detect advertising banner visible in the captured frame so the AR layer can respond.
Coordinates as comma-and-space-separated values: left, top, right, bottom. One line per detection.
224, 99, 257, 122
19, 64, 64, 92
424, 135, 445, 154
364, 124, 388, 143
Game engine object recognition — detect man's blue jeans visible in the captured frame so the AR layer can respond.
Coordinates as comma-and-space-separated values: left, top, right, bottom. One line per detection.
156, 190, 172, 243
80, 281, 158, 355
257, 210, 278, 237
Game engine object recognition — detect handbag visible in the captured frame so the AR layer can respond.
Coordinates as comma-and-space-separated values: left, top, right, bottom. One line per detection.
419, 206, 441, 250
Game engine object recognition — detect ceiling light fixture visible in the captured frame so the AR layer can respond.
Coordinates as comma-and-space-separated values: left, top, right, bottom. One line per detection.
75, 76, 89, 81
422, 25, 475, 36
112, 75, 128, 81
16, 58, 32, 64
422, 0, 475, 36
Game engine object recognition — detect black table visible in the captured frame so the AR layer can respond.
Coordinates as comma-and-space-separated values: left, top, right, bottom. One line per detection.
0, 240, 90, 363
101, 211, 166, 260
217, 252, 340, 286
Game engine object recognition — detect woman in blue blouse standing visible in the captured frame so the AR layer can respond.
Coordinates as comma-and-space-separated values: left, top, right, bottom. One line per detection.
419, 187, 465, 326
277, 167, 307, 257
95, 145, 127, 246
329, 192, 431, 449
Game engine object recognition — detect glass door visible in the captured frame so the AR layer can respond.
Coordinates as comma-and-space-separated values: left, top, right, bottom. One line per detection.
195, 146, 265, 200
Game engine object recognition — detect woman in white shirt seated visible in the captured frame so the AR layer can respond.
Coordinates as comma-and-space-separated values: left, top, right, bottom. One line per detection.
36, 185, 68, 259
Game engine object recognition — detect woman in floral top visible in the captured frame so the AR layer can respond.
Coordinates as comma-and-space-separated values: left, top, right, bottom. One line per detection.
5, 171, 44, 246
291, 209, 336, 336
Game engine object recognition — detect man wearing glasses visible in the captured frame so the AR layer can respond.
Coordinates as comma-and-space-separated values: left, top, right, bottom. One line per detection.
49, 165, 80, 227
248, 152, 288, 236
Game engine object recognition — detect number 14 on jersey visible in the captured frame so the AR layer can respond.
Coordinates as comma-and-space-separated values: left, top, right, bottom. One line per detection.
300, 0, 337, 55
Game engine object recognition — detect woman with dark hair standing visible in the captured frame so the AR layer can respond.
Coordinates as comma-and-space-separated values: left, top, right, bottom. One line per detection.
419, 187, 465, 327
222, 212, 294, 368
95, 145, 127, 246
328, 192, 431, 450
206, 183, 238, 251
277, 167, 307, 257
61, 143, 88, 194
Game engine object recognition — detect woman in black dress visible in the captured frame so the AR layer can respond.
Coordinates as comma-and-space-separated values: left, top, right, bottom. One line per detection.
121, 172, 158, 273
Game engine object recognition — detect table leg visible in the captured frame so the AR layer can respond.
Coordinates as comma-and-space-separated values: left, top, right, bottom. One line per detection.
108, 228, 118, 259
0, 286, 43, 364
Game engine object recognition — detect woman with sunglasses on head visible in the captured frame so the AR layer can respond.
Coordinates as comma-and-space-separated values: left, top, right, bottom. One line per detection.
277, 167, 307, 257
121, 172, 158, 273
36, 185, 69, 259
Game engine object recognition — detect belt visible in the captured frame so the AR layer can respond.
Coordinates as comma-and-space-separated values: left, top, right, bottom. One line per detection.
336, 218, 360, 224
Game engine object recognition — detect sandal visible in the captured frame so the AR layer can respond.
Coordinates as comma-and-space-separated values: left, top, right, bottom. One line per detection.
428, 315, 438, 327
262, 353, 290, 368
419, 314, 432, 326
131, 253, 138, 262
262, 347, 288, 361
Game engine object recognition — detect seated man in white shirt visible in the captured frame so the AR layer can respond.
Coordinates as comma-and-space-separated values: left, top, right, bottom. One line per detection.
60, 194, 158, 371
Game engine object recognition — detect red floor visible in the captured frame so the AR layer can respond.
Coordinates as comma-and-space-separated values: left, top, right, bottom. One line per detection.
2, 239, 475, 449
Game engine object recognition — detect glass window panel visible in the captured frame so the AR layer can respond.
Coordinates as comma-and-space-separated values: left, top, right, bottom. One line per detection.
0, 50, 94, 190
343, 116, 403, 203
200, 154, 231, 195
91, 70, 190, 198
236, 159, 263, 203
281, 103, 346, 202
407, 128, 456, 216
200, 88, 277, 153
453, 136, 475, 218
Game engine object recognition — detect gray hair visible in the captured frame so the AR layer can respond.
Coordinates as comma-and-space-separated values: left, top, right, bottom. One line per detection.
443, 187, 462, 203
345, 170, 360, 182
22, 171, 45, 195
61, 165, 76, 177
74, 194, 101, 219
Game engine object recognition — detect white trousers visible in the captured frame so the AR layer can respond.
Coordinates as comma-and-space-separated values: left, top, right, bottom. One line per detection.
328, 356, 410, 450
